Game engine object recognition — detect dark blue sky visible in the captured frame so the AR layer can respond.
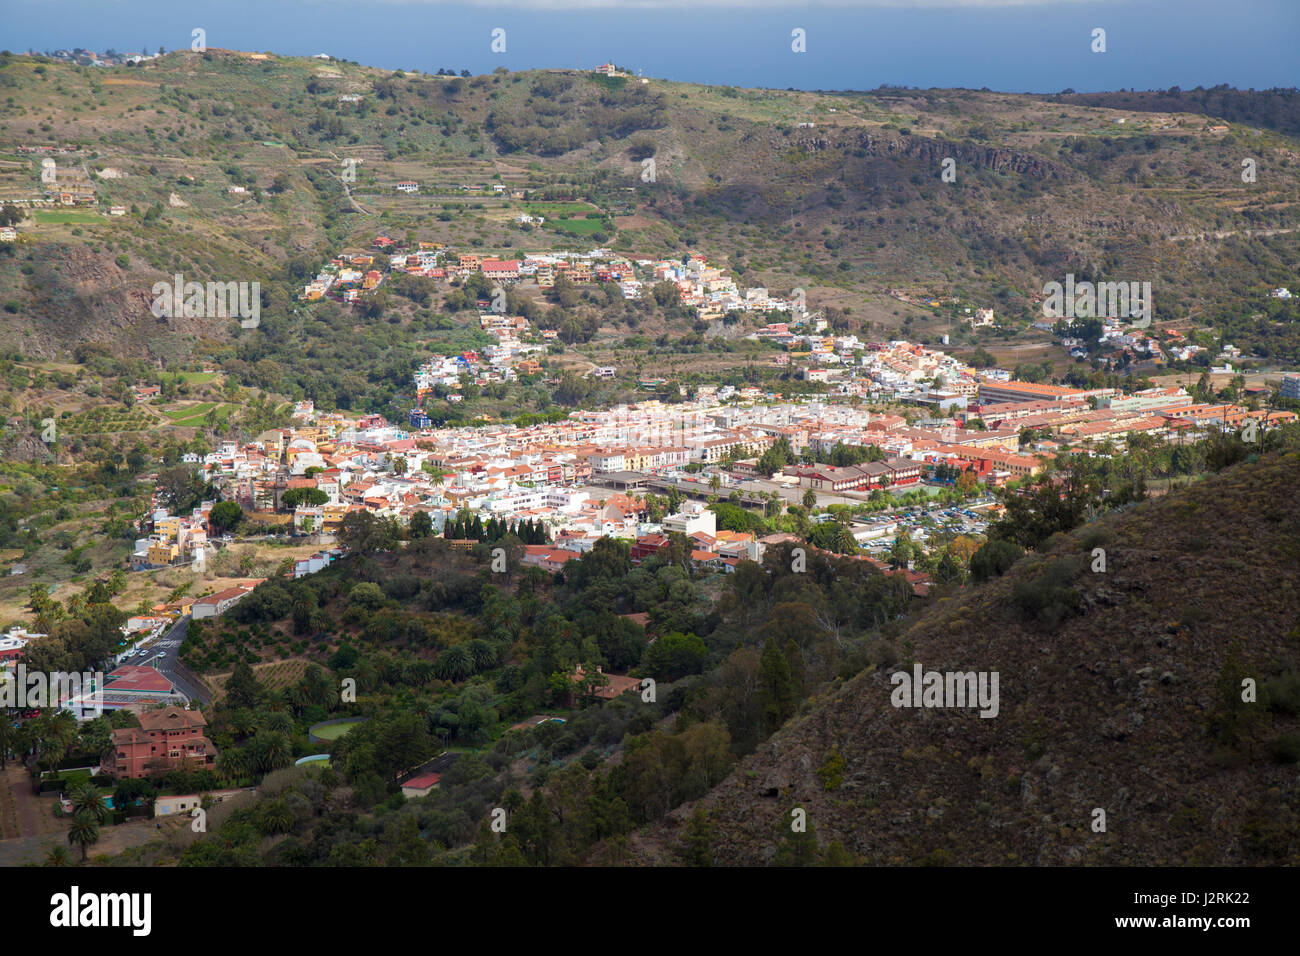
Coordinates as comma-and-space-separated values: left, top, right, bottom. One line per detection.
3, 0, 1297, 93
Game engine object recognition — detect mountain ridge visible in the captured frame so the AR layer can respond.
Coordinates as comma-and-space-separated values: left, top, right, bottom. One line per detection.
629, 447, 1300, 866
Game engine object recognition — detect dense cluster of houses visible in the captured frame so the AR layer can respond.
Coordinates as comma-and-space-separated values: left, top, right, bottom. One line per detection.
300, 249, 387, 303
41, 47, 161, 67
413, 314, 548, 401
299, 237, 805, 323
1039, 319, 1246, 368
129, 504, 214, 571
175, 346, 1296, 580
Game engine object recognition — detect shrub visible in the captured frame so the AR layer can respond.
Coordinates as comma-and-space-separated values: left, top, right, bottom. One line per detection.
1010, 555, 1086, 628
1267, 733, 1300, 764
970, 538, 1024, 582
1262, 671, 1300, 715
817, 748, 846, 791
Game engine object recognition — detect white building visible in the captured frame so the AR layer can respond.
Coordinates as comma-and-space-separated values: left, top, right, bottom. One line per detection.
662, 503, 717, 536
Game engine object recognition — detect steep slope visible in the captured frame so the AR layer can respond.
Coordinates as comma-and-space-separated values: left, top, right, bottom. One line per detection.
641, 449, 1300, 865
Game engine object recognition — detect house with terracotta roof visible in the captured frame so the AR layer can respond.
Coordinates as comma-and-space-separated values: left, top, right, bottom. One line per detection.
191, 581, 262, 619
569, 664, 640, 704
631, 533, 670, 563
481, 259, 520, 281
110, 706, 217, 778
521, 545, 579, 572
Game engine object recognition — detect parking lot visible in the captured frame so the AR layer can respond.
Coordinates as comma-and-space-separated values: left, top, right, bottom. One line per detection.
854, 499, 997, 554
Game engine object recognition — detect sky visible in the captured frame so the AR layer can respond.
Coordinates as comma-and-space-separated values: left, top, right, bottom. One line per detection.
2, 0, 1297, 93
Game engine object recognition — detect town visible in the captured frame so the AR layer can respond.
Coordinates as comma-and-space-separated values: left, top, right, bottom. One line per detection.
115, 337, 1295, 616
2, 13, 1299, 892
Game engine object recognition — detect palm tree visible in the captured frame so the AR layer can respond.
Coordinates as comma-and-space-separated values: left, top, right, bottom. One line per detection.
435, 644, 474, 682
251, 731, 293, 774
226, 708, 259, 739
259, 798, 295, 835
33, 712, 78, 774
216, 746, 251, 783
69, 784, 109, 826
765, 491, 783, 519
67, 816, 100, 862
261, 709, 295, 736
44, 844, 72, 867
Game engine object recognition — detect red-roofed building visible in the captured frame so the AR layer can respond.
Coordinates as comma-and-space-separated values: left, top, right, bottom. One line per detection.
110, 706, 217, 778
481, 259, 520, 281
105, 665, 175, 695
631, 533, 669, 562
192, 582, 262, 619
569, 665, 640, 703
401, 773, 442, 798
522, 545, 579, 572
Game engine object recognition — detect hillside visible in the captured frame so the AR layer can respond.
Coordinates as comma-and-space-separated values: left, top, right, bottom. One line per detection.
1, 50, 1298, 376
637, 447, 1300, 866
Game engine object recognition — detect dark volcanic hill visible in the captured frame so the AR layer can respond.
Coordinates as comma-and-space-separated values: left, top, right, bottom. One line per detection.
634, 448, 1300, 866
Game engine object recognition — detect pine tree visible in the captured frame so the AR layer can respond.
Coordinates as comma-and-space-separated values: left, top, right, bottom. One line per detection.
676, 806, 715, 866
774, 814, 820, 866
782, 639, 805, 700
758, 639, 797, 736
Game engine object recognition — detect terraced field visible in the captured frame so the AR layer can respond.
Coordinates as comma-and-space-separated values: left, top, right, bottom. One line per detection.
162, 402, 233, 427
60, 407, 157, 435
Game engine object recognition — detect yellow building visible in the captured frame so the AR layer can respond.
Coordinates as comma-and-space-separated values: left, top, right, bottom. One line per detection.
322, 503, 349, 531
147, 541, 180, 566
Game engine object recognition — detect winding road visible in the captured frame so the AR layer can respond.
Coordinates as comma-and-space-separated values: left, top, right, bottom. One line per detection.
135, 617, 210, 706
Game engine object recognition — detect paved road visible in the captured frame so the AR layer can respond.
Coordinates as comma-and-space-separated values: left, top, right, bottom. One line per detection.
137, 617, 210, 706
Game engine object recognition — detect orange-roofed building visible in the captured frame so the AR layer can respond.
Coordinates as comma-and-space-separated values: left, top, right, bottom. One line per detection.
111, 706, 217, 779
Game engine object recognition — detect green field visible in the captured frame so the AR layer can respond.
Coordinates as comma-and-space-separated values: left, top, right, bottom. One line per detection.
550, 217, 611, 236
163, 402, 232, 427
33, 210, 105, 225
175, 372, 218, 384
43, 768, 92, 789
525, 202, 602, 217
310, 720, 363, 741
